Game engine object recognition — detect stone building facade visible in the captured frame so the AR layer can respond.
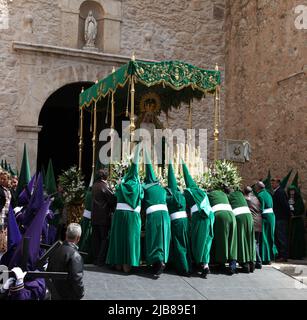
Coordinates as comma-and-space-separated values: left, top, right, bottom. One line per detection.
224, 0, 307, 199
0, 0, 225, 174
0, 0, 306, 200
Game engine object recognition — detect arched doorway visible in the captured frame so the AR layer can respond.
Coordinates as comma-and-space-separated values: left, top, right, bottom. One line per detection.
37, 82, 94, 185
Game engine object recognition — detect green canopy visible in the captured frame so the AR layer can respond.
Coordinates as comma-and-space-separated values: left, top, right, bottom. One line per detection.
79, 60, 221, 114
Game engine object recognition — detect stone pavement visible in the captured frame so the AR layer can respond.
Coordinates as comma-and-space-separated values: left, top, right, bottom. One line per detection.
83, 264, 307, 300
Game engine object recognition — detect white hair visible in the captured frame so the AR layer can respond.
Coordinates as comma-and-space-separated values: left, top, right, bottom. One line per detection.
66, 223, 82, 241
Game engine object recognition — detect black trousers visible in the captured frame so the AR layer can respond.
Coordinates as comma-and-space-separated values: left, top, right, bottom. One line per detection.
92, 225, 110, 265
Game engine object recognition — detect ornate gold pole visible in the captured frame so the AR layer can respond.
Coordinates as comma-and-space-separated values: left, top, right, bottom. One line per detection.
78, 87, 84, 171
92, 101, 97, 176
130, 53, 136, 152
213, 63, 220, 162
78, 107, 84, 171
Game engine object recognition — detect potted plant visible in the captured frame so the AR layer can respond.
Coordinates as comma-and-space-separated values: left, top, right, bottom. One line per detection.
58, 166, 85, 224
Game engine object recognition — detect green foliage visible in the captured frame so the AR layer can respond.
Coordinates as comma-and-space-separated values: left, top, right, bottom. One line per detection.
197, 160, 242, 192
58, 166, 85, 205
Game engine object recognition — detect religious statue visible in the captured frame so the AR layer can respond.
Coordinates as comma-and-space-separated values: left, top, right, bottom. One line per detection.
84, 10, 97, 48
136, 92, 164, 162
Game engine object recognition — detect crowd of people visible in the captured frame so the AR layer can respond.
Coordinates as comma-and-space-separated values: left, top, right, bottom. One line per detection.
0, 147, 306, 300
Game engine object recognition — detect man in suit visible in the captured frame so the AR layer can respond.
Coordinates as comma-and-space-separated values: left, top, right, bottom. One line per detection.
91, 168, 116, 266
271, 178, 291, 262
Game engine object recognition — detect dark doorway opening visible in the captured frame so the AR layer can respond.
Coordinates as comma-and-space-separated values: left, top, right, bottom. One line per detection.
37, 82, 94, 185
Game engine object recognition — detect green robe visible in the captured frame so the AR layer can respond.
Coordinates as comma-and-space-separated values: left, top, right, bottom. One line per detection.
78, 188, 93, 264
184, 190, 214, 265
143, 183, 171, 265
288, 186, 306, 259
166, 187, 192, 274
106, 149, 143, 267
208, 190, 237, 264
257, 189, 278, 263
106, 187, 142, 266
228, 191, 256, 264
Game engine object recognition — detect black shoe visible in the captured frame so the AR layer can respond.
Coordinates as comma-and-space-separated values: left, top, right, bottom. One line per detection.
255, 263, 262, 269
153, 262, 165, 278
241, 263, 250, 273
201, 267, 210, 278
249, 262, 255, 273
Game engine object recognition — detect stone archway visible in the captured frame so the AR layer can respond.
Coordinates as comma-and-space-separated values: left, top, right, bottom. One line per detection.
37, 82, 94, 183
16, 62, 112, 175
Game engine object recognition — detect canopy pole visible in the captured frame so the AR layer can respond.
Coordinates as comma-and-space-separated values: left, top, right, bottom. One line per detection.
78, 87, 84, 171
213, 64, 220, 162
92, 101, 97, 176
130, 75, 135, 152
78, 107, 84, 171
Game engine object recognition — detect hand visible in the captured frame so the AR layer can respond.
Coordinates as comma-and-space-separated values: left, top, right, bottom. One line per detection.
1, 277, 15, 292
11, 267, 27, 285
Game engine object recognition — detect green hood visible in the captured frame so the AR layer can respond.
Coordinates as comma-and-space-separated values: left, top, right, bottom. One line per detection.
182, 161, 198, 189
16, 144, 31, 196
280, 169, 293, 189
167, 162, 178, 192
45, 159, 57, 195
118, 144, 143, 209
262, 169, 272, 194
144, 149, 159, 185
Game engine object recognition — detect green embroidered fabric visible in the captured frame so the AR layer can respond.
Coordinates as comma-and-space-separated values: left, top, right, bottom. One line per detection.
79, 60, 220, 114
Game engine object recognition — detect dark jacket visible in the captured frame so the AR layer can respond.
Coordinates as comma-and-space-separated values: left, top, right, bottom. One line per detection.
91, 179, 116, 226
245, 193, 262, 233
273, 186, 291, 221
0, 186, 6, 212
47, 241, 84, 300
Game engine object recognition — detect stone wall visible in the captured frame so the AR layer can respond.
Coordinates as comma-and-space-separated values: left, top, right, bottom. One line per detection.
224, 0, 307, 200
0, 0, 226, 172
121, 0, 226, 161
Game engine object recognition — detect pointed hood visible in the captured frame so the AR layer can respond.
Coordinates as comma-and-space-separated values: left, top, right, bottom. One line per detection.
262, 170, 272, 193
18, 173, 36, 206
22, 173, 44, 228
118, 143, 143, 209
9, 198, 51, 271
1, 159, 3, 169
167, 162, 178, 192
182, 161, 197, 189
0, 206, 22, 266
291, 171, 299, 189
280, 169, 293, 189
166, 162, 186, 213
8, 164, 17, 177
7, 205, 22, 250
4, 159, 8, 171
182, 161, 213, 218
144, 149, 159, 185
45, 159, 57, 195
16, 144, 31, 196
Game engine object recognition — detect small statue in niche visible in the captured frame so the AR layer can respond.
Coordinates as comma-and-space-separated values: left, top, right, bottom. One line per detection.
84, 10, 97, 48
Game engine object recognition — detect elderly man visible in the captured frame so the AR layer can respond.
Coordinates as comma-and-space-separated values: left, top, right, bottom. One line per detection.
244, 186, 262, 269
47, 223, 84, 300
254, 181, 278, 265
271, 178, 291, 262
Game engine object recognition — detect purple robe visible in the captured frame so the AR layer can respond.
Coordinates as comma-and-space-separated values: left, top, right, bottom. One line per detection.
8, 278, 46, 300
